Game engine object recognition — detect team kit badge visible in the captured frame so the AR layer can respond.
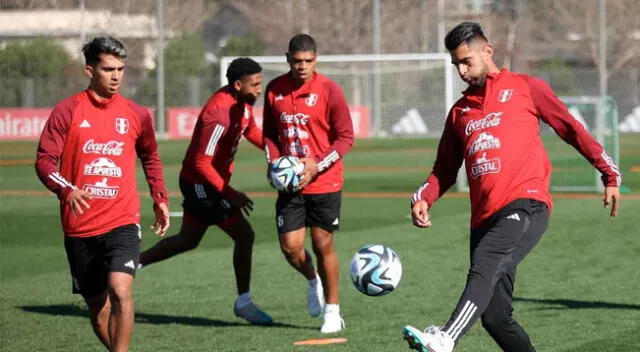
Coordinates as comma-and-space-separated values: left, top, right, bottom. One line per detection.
115, 117, 130, 135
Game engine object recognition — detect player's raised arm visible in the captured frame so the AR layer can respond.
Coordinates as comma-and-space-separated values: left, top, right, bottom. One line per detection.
527, 75, 622, 188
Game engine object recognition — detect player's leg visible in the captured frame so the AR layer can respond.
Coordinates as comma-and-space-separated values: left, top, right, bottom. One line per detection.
276, 191, 323, 317
307, 191, 343, 333
481, 200, 548, 351
101, 224, 140, 352
64, 235, 111, 349
107, 272, 135, 352
219, 213, 272, 325
403, 199, 538, 351
139, 179, 217, 267
138, 213, 207, 266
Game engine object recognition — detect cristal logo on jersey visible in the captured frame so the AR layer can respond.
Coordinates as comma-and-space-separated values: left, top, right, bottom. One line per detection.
84, 157, 123, 177
497, 89, 514, 103
305, 93, 318, 107
83, 178, 119, 199
83, 140, 125, 156
115, 117, 130, 134
465, 112, 502, 136
470, 153, 501, 179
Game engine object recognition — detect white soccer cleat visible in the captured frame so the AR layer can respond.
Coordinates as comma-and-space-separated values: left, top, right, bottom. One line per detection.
233, 301, 273, 326
307, 280, 325, 317
320, 311, 345, 334
402, 325, 454, 352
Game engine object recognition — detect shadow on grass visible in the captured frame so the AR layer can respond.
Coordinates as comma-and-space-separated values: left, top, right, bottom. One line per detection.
19, 304, 316, 330
514, 297, 640, 310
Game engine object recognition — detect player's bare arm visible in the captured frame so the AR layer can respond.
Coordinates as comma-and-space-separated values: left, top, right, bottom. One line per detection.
604, 186, 620, 218
297, 157, 319, 189
152, 202, 170, 236
411, 200, 432, 228
67, 189, 92, 217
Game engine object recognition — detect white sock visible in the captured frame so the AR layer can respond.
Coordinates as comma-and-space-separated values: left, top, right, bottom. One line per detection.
236, 292, 252, 307
325, 304, 340, 314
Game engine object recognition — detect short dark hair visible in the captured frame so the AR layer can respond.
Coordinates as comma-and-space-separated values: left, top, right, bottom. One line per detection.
444, 22, 488, 51
226, 57, 262, 84
82, 37, 127, 66
288, 34, 316, 54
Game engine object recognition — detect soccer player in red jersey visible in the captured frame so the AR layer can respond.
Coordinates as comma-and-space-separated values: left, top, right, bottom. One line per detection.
263, 34, 354, 333
35, 37, 170, 352
138, 58, 272, 325
402, 22, 622, 352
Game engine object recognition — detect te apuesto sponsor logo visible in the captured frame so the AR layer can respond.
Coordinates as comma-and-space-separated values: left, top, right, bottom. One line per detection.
83, 158, 122, 177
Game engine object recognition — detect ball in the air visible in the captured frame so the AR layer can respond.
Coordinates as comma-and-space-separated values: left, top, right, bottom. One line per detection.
350, 244, 402, 296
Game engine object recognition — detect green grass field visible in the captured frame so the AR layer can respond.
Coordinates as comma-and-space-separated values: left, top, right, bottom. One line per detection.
1, 135, 639, 351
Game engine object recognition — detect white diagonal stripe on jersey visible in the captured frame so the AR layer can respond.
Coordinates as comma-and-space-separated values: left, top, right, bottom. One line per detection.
194, 184, 207, 199
411, 182, 429, 204
601, 152, 621, 186
205, 124, 225, 156
445, 300, 477, 340
317, 151, 340, 172
50, 172, 77, 190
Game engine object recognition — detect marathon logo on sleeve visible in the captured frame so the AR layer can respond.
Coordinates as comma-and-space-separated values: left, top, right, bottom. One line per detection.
83, 178, 119, 199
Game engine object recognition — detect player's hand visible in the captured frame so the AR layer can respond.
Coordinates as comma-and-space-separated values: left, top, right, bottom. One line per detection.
152, 202, 170, 237
411, 200, 432, 228
297, 157, 319, 190
603, 186, 620, 218
229, 191, 254, 217
66, 189, 92, 217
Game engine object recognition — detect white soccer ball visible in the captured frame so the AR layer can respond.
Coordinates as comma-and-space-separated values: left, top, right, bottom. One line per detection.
349, 244, 402, 296
269, 156, 304, 192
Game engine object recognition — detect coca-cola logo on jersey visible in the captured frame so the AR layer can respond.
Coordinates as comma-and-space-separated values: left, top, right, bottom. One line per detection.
465, 112, 502, 136
280, 112, 310, 125
83, 139, 125, 156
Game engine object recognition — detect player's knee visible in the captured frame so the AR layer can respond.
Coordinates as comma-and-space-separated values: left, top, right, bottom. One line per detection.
280, 243, 303, 261
481, 311, 510, 334
108, 284, 133, 307
178, 234, 202, 252
234, 230, 255, 246
311, 237, 334, 257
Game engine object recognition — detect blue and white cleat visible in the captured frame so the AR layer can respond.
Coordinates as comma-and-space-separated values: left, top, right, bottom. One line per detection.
307, 280, 325, 318
234, 301, 273, 325
402, 325, 454, 352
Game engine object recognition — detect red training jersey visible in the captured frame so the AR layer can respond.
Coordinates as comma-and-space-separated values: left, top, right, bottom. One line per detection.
412, 69, 621, 229
179, 86, 263, 199
35, 90, 168, 238
263, 72, 354, 194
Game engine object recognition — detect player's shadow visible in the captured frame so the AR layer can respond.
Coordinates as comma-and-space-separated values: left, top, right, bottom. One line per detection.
18, 304, 316, 330
514, 297, 640, 310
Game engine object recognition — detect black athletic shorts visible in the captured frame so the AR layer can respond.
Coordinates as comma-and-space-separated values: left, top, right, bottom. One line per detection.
275, 191, 342, 234
64, 224, 141, 298
179, 178, 240, 226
